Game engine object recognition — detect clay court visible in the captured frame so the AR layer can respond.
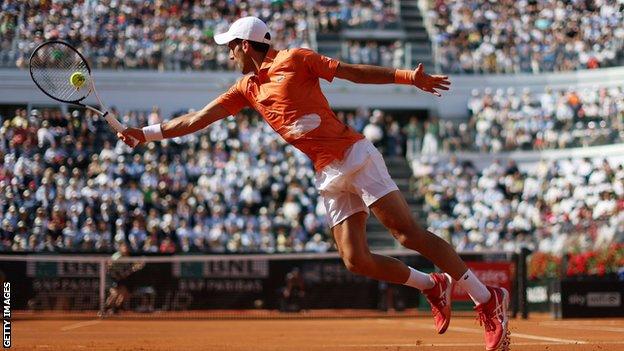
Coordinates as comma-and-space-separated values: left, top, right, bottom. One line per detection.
11, 313, 624, 351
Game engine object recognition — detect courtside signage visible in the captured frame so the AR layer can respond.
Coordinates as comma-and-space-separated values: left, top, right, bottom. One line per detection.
561, 280, 624, 318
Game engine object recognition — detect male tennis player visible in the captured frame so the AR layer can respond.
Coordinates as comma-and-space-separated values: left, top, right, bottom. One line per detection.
118, 17, 509, 350
101, 242, 145, 315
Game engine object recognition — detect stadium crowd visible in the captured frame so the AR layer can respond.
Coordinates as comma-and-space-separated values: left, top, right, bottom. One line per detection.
3, 0, 312, 71
467, 86, 624, 152
428, 0, 624, 73
353, 85, 624, 157
341, 40, 404, 68
313, 0, 399, 33
1, 100, 623, 254
1, 0, 406, 70
0, 107, 333, 254
411, 156, 624, 254
4, 0, 624, 73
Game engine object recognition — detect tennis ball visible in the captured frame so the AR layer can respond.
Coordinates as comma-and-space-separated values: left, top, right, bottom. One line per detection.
69, 72, 86, 88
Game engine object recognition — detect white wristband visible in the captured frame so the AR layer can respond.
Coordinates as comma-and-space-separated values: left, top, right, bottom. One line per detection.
142, 124, 163, 142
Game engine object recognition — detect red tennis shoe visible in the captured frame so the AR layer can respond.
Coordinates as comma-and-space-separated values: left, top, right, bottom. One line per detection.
475, 286, 510, 351
422, 272, 453, 334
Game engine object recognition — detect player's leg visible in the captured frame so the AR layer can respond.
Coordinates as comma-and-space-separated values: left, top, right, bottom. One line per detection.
332, 209, 453, 333
332, 211, 422, 284
371, 190, 509, 350
103, 287, 118, 314
105, 287, 117, 307
370, 191, 470, 280
114, 285, 130, 311
322, 184, 435, 288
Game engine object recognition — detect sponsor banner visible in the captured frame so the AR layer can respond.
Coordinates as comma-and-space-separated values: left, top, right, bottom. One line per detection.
0, 255, 429, 311
561, 279, 624, 318
451, 261, 514, 302
527, 279, 561, 316
1, 255, 511, 312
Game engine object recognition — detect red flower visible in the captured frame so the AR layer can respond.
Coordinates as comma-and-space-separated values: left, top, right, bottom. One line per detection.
529, 252, 561, 280
566, 243, 624, 277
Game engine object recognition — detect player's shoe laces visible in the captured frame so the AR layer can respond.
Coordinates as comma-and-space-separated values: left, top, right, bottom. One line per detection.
422, 272, 453, 334
475, 286, 510, 351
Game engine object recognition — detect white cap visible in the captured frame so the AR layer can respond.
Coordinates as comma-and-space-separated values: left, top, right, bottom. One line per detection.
214, 16, 271, 45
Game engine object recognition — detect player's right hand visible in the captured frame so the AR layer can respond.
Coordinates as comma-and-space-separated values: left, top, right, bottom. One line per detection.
117, 128, 146, 148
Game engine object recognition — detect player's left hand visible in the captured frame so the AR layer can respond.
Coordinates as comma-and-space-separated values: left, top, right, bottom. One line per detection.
412, 63, 451, 97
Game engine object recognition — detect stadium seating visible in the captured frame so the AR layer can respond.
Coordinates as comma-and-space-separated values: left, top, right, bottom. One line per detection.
0, 107, 332, 253
428, 0, 624, 73
410, 155, 624, 253
4, 0, 311, 71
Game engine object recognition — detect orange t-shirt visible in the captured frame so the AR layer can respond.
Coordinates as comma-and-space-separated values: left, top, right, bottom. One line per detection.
216, 48, 364, 172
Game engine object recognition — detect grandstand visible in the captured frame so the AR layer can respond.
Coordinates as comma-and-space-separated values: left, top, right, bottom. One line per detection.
0, 1, 623, 350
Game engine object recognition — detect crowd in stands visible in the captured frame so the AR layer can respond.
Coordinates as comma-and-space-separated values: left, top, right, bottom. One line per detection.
341, 40, 404, 68
0, 0, 408, 70
411, 156, 624, 254
313, 0, 399, 33
4, 0, 624, 74
1, 100, 623, 255
0, 107, 332, 254
428, 0, 624, 73
391, 85, 624, 156
467, 86, 624, 152
3, 0, 311, 71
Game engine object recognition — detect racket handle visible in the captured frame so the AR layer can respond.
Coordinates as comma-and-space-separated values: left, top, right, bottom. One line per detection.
103, 111, 124, 133
103, 111, 139, 147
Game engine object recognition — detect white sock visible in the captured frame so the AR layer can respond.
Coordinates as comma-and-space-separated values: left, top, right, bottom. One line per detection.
403, 267, 435, 290
457, 269, 491, 305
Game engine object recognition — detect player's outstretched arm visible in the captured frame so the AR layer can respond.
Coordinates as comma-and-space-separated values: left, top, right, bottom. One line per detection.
334, 62, 451, 97
117, 100, 231, 147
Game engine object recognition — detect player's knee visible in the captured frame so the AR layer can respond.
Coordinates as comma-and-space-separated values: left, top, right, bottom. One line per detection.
391, 224, 424, 249
341, 252, 373, 275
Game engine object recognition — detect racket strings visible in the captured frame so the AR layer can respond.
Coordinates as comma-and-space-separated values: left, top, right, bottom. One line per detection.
30, 43, 91, 102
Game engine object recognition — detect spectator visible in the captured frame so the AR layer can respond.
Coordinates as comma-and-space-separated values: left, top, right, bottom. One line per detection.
421, 117, 440, 155
362, 109, 385, 149
403, 117, 423, 160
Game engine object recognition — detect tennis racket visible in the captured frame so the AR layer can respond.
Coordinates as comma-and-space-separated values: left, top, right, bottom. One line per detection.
29, 40, 137, 145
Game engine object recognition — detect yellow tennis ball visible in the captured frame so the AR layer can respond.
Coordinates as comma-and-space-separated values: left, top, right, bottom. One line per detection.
69, 72, 86, 88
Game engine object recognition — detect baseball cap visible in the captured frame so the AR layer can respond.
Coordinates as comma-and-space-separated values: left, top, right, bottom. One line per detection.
214, 16, 271, 45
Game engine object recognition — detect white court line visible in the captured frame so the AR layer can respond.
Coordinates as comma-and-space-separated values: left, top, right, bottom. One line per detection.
512, 332, 587, 344
541, 320, 624, 326
540, 324, 624, 333
406, 323, 588, 345
60, 319, 102, 331
339, 341, 624, 348
449, 325, 588, 344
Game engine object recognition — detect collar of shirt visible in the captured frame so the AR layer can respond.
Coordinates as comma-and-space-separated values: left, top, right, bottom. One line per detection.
257, 48, 278, 81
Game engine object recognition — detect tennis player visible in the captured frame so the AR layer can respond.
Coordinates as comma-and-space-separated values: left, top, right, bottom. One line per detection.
101, 242, 145, 315
118, 17, 509, 350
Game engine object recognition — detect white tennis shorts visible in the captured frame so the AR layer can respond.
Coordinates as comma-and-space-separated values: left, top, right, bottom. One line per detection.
315, 139, 399, 228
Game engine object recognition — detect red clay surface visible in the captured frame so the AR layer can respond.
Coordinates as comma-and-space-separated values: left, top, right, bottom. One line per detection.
11, 312, 624, 350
